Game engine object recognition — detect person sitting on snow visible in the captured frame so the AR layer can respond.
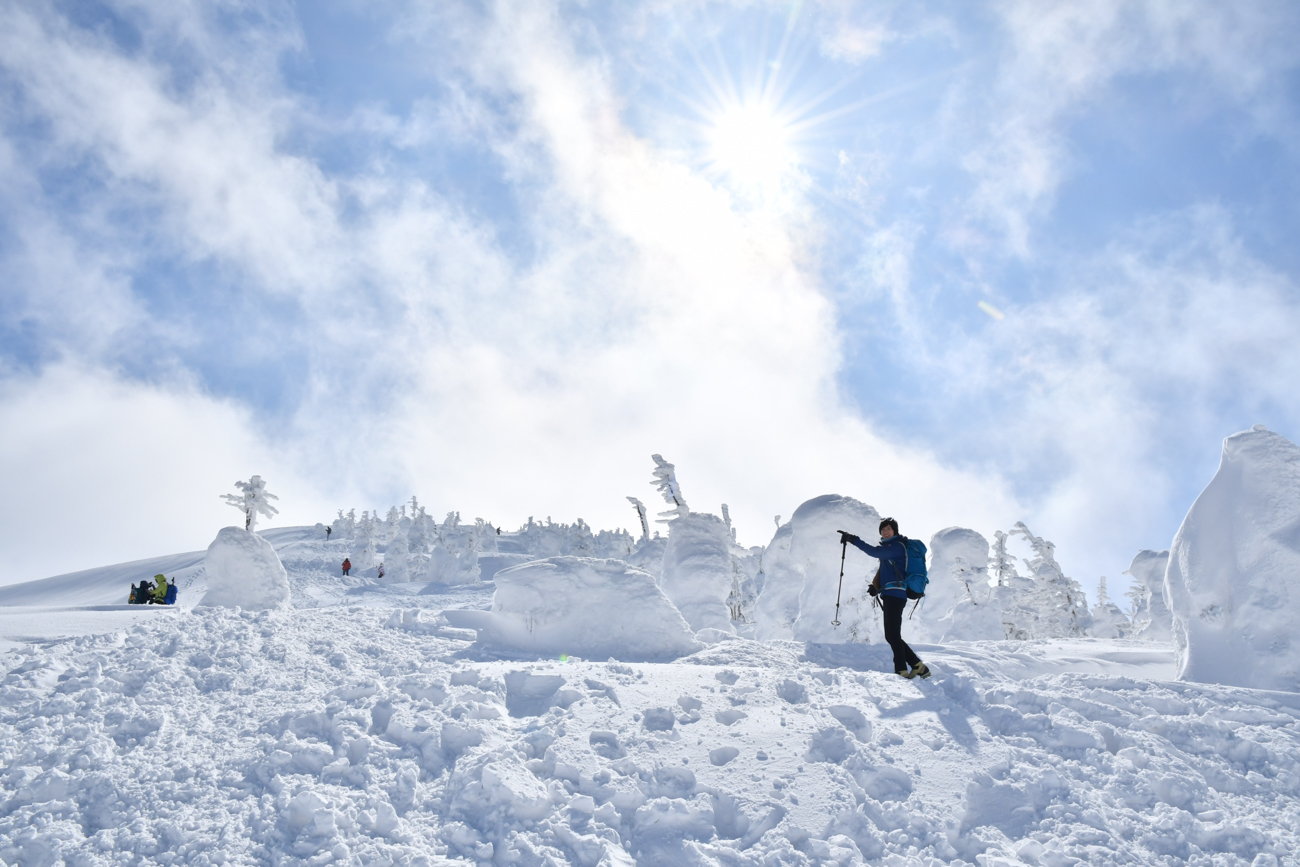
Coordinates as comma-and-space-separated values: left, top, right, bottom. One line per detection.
150, 574, 170, 605
341, 558, 351, 576
840, 518, 931, 679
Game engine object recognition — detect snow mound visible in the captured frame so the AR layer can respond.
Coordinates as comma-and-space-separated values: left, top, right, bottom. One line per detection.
443, 556, 702, 660
784, 495, 882, 644
198, 527, 290, 611
1168, 426, 1300, 692
660, 513, 735, 634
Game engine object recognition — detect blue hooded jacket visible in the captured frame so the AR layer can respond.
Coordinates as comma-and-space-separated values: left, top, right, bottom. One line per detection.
849, 535, 909, 599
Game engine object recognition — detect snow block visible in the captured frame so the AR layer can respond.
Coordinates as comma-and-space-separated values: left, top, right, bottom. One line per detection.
442, 556, 702, 661
198, 527, 290, 611
1168, 427, 1300, 692
787, 495, 883, 644
659, 513, 736, 634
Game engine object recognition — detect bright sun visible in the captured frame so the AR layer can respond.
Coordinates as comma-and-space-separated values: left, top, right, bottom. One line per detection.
707, 103, 796, 192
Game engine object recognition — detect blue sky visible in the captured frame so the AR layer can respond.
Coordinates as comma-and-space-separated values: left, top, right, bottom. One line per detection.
2, 0, 1299, 592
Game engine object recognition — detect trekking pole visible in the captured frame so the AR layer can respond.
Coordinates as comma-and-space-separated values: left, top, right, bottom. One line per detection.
831, 537, 847, 626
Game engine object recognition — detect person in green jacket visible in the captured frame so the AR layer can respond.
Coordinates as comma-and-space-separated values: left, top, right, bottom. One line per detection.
151, 574, 169, 604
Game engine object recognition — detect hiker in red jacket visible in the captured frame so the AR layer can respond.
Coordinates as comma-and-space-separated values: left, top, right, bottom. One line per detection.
342, 558, 352, 576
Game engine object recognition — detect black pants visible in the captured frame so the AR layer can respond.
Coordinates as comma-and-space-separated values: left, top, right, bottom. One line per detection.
882, 595, 920, 672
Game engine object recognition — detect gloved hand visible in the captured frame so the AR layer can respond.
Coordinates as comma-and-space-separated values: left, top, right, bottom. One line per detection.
868, 584, 880, 597
838, 530, 860, 545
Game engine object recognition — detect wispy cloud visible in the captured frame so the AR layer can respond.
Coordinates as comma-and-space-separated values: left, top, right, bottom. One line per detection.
0, 0, 1024, 579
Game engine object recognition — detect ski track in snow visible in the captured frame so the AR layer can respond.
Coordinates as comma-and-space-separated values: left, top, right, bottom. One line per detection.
2, 537, 1299, 866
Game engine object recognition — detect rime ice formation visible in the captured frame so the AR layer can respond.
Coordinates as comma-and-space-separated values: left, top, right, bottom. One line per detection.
920, 527, 1002, 642
442, 556, 701, 660
1125, 549, 1173, 641
659, 513, 737, 634
789, 495, 883, 645
197, 526, 290, 610
1167, 426, 1300, 692
1089, 577, 1132, 640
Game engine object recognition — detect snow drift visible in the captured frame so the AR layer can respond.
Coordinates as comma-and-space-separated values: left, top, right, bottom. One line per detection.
442, 556, 701, 660
1167, 426, 1300, 692
198, 527, 290, 610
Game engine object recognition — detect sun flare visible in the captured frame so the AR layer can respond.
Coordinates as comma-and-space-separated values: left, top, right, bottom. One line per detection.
706, 102, 797, 191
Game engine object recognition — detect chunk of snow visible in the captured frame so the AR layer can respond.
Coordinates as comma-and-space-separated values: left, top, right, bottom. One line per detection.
442, 556, 701, 660
1168, 427, 1300, 691
197, 527, 289, 611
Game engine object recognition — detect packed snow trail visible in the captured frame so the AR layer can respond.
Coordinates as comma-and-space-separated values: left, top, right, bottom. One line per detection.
2, 604, 1296, 866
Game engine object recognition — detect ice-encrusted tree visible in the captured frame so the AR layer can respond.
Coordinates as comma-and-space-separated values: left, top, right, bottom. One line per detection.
1006, 522, 1092, 638
651, 454, 689, 523
221, 475, 279, 533
627, 497, 650, 542
351, 510, 377, 571
722, 504, 737, 542
1089, 575, 1132, 638
990, 530, 1015, 587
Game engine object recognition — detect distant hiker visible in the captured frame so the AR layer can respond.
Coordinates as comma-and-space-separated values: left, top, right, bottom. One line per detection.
342, 558, 351, 576
150, 574, 170, 605
377, 563, 385, 581
840, 518, 931, 679
326, 526, 332, 540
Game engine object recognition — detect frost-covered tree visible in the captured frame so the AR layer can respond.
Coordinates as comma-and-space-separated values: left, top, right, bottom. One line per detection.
220, 475, 279, 533
722, 504, 737, 542
1004, 522, 1092, 638
351, 511, 377, 571
990, 530, 1015, 587
650, 454, 689, 523
627, 497, 650, 542
384, 506, 402, 543
1090, 575, 1132, 638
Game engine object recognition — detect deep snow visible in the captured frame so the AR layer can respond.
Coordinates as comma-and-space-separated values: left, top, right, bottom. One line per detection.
3, 528, 1299, 866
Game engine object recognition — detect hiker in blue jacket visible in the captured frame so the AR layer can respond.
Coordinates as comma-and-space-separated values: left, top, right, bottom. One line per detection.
840, 518, 931, 679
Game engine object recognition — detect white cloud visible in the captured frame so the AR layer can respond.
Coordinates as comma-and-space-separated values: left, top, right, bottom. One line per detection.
0, 0, 1026, 579
934, 205, 1300, 588
960, 0, 1300, 256
0, 364, 333, 585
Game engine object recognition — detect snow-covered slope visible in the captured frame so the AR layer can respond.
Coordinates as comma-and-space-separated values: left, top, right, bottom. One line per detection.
3, 524, 1298, 865
4, 604, 1295, 867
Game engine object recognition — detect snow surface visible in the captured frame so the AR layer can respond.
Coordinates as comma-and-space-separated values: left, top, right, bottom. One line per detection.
442, 557, 701, 661
199, 527, 291, 611
4, 502, 1300, 865
1167, 426, 1300, 692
